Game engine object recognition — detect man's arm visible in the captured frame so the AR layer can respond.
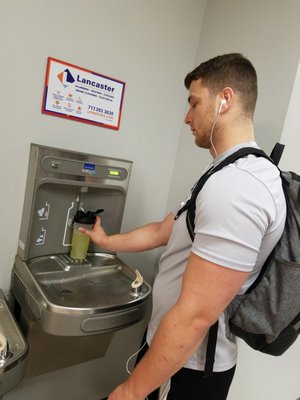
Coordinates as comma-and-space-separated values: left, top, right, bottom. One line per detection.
108, 252, 249, 400
79, 212, 174, 253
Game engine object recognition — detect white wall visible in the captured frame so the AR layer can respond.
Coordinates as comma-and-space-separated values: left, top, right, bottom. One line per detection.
0, 0, 206, 291
280, 59, 300, 173
167, 0, 300, 210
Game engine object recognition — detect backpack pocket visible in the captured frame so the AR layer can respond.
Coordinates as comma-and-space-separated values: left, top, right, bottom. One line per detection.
227, 257, 300, 355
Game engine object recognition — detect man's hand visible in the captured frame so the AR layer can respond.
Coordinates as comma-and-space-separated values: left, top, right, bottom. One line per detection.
79, 216, 109, 249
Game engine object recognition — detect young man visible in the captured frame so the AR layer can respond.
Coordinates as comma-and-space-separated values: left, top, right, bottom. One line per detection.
81, 53, 286, 400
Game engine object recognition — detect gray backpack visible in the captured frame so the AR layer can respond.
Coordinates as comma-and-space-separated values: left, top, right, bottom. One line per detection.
175, 143, 300, 374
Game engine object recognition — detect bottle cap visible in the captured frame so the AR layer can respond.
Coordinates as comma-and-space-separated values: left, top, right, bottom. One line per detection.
73, 209, 104, 224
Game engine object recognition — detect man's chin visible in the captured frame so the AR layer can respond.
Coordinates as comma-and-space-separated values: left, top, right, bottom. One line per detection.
194, 137, 210, 149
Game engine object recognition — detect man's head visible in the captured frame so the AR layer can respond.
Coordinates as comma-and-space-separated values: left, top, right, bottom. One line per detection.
184, 53, 257, 154
184, 53, 257, 119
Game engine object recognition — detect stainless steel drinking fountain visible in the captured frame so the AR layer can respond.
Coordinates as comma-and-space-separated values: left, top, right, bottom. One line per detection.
10, 143, 151, 378
0, 290, 28, 397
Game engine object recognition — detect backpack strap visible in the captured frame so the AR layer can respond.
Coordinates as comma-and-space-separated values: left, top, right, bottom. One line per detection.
175, 147, 271, 241
174, 145, 278, 375
270, 142, 285, 166
203, 320, 219, 377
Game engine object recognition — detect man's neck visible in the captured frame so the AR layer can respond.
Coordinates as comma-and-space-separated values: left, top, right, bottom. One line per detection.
210, 119, 255, 159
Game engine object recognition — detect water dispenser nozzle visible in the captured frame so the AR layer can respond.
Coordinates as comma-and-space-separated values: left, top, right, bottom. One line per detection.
131, 269, 144, 296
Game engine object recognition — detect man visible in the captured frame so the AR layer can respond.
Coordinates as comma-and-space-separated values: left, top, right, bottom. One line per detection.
81, 53, 286, 400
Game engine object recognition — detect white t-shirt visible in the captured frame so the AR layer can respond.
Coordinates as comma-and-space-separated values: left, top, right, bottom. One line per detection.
147, 142, 286, 372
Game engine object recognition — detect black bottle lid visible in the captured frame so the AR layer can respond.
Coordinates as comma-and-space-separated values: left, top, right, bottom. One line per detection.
73, 209, 104, 224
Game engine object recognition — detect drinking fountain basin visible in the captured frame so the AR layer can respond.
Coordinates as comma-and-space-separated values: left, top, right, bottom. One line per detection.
11, 253, 152, 336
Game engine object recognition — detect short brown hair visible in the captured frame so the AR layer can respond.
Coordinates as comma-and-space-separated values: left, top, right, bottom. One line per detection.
184, 53, 257, 117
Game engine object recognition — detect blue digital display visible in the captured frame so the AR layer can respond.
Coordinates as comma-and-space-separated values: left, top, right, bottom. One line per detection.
83, 163, 96, 171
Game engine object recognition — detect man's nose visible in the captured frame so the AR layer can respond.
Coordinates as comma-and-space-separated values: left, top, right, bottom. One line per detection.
185, 109, 192, 125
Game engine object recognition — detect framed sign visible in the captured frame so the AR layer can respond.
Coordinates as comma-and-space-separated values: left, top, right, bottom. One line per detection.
42, 58, 126, 130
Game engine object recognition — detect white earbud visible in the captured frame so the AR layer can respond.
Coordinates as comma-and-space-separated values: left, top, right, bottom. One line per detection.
218, 99, 226, 114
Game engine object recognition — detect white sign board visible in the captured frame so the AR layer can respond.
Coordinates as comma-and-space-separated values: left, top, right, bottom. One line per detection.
42, 58, 125, 130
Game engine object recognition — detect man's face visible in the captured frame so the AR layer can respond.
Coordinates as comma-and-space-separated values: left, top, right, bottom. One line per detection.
184, 79, 216, 148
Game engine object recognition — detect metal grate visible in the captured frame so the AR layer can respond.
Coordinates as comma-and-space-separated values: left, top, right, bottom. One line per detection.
11, 273, 27, 306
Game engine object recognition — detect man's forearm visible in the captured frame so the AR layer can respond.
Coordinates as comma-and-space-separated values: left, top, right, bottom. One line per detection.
105, 222, 169, 253
105, 213, 174, 253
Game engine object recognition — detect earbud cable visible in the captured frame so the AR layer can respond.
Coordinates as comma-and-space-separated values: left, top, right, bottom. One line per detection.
126, 341, 148, 400
210, 111, 221, 158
